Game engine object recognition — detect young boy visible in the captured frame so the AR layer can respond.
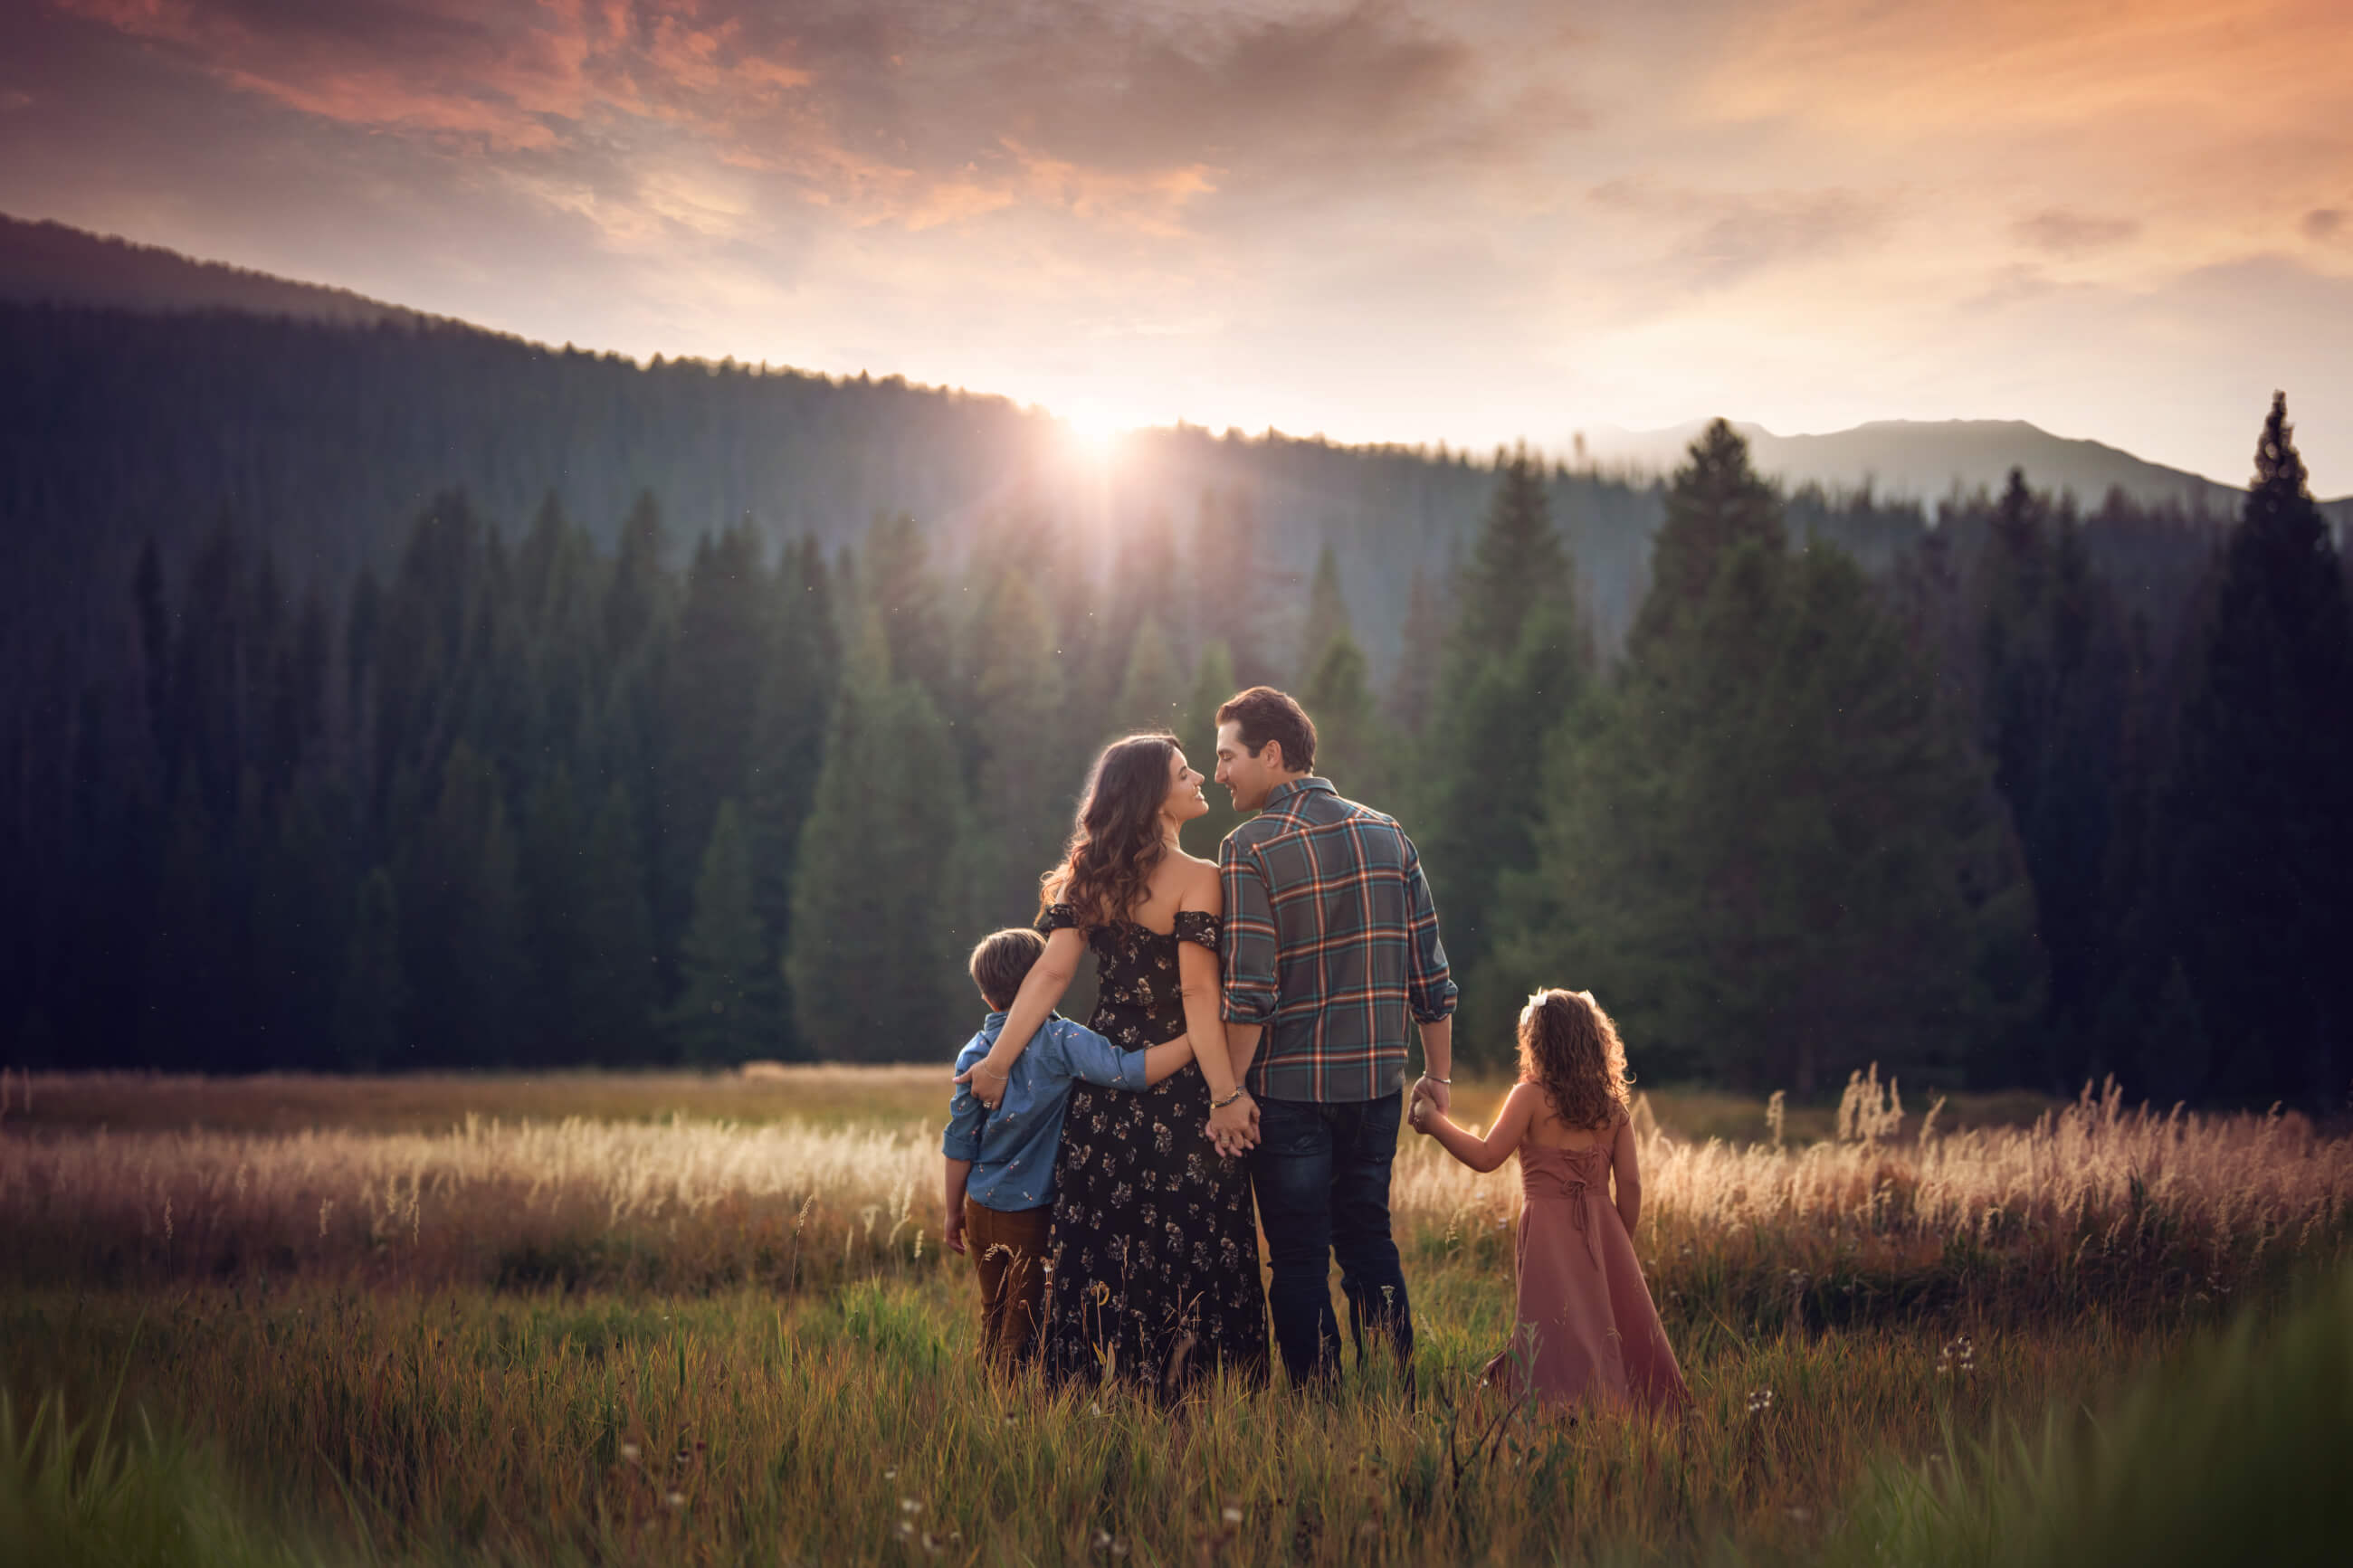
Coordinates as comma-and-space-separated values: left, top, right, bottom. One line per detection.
943, 927, 1196, 1370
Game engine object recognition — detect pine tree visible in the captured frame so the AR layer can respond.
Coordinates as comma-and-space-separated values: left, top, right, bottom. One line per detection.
395, 741, 527, 1068
1386, 568, 1444, 737
332, 867, 406, 1070
1457, 446, 1574, 662
604, 490, 669, 665
1110, 614, 1187, 735
1419, 452, 1588, 977
519, 765, 590, 1064
1633, 418, 1784, 652
669, 801, 777, 1064
1300, 630, 1389, 804
971, 569, 1072, 921
1298, 544, 1351, 684
2153, 394, 2353, 1105
1191, 490, 1272, 684
859, 511, 954, 710
574, 783, 659, 1062
1487, 425, 2042, 1088
786, 614, 972, 1060
661, 519, 773, 944
744, 538, 839, 1057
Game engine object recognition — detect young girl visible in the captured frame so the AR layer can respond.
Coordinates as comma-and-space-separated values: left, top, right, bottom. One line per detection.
1411, 989, 1691, 1414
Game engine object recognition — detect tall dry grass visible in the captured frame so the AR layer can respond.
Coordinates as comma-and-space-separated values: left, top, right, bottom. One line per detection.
5, 1069, 2346, 1325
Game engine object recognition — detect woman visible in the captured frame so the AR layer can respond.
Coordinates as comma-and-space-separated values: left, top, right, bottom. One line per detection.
960, 733, 1268, 1394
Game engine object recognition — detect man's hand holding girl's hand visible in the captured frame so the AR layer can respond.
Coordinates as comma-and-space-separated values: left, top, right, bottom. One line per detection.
1407, 1093, 1434, 1135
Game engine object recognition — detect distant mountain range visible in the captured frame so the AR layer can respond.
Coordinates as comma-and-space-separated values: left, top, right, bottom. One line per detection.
1577, 419, 2297, 516
6, 211, 2344, 517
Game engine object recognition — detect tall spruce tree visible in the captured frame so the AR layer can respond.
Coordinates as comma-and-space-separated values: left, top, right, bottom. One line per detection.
1419, 447, 1587, 978
2149, 394, 2353, 1105
1633, 418, 1784, 652
1110, 614, 1187, 735
1300, 630, 1389, 805
519, 766, 591, 1064
395, 741, 526, 1068
574, 782, 659, 1062
744, 538, 839, 1057
1298, 544, 1351, 683
669, 801, 777, 1064
1488, 425, 2042, 1088
661, 520, 773, 944
1386, 568, 1445, 737
332, 867, 405, 1070
786, 613, 971, 1060
970, 569, 1072, 921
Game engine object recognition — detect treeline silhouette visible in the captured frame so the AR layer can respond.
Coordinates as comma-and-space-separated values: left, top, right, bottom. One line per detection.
6, 379, 2348, 1107
4, 299, 2253, 699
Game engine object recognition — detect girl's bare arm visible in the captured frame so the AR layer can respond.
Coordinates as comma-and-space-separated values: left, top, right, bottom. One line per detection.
1610, 1110, 1643, 1236
1414, 1082, 1538, 1174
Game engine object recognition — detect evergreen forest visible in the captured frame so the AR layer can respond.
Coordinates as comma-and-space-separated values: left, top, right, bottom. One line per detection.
5, 303, 2349, 1107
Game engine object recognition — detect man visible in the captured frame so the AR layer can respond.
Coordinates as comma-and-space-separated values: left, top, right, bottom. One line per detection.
1209, 685, 1457, 1388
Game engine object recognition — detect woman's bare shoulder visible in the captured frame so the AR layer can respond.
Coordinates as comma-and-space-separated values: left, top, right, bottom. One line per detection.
1175, 854, 1223, 909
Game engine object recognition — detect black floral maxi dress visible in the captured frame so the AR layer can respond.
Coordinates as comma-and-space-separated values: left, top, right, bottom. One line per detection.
1034, 904, 1270, 1393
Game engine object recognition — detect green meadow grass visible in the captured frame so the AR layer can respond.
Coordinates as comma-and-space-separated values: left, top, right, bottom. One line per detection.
2, 1070, 2347, 1564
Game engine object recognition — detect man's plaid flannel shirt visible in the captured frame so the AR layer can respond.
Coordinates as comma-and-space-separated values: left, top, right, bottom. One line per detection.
1217, 777, 1457, 1103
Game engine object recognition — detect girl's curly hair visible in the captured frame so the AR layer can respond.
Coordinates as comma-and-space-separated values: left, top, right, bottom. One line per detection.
1041, 733, 1177, 932
1518, 989, 1633, 1131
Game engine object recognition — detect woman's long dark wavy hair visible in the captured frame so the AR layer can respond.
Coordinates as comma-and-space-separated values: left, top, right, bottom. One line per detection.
1519, 989, 1634, 1131
1041, 733, 1178, 931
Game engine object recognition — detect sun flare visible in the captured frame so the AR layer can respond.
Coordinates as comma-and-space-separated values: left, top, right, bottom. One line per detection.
1058, 395, 1129, 457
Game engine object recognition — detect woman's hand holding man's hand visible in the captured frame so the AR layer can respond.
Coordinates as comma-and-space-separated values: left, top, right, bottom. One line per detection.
1206, 1090, 1259, 1158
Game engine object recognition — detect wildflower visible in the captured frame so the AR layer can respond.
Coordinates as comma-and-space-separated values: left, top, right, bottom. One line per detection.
619, 1441, 642, 1463
1221, 1505, 1243, 1525
1937, 1336, 1975, 1375
900, 1498, 924, 1515
1746, 1387, 1775, 1415
883, 1468, 899, 1479
665, 1491, 686, 1508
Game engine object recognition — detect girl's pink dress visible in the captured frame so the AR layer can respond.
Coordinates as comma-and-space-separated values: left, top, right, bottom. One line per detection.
1481, 1137, 1691, 1413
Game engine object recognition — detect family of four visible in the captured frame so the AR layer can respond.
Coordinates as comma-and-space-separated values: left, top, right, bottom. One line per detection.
940, 685, 1689, 1414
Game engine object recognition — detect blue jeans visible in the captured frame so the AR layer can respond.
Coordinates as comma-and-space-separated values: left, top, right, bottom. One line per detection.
1249, 1093, 1415, 1386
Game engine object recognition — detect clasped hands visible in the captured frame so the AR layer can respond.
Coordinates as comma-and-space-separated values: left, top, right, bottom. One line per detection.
1406, 1073, 1451, 1135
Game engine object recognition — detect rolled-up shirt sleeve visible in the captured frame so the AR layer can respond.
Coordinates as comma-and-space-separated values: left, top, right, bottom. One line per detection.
1220, 837, 1281, 1025
942, 1064, 987, 1162
1402, 837, 1458, 1022
1051, 1019, 1148, 1089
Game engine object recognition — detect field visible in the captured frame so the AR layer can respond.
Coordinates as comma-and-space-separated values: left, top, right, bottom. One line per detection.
2, 1067, 2348, 1565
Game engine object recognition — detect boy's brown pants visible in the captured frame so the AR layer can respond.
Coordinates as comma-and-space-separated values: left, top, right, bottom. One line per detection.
967, 1199, 1053, 1370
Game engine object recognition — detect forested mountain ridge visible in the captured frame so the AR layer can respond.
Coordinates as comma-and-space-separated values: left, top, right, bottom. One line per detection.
0, 214, 439, 329
8, 217, 2347, 1107
3, 214, 2310, 693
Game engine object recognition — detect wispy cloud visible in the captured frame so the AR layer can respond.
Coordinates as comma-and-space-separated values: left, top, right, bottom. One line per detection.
5, 0, 2351, 489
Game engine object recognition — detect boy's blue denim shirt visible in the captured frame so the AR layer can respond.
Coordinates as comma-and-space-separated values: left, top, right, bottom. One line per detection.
942, 1011, 1149, 1212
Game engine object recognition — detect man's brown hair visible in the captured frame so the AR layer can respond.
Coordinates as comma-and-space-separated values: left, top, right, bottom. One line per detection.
1215, 686, 1318, 774
968, 927, 1046, 1011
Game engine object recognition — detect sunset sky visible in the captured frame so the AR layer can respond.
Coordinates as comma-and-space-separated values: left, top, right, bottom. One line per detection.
5, 0, 2350, 490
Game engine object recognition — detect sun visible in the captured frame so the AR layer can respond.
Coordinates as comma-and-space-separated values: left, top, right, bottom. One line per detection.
1059, 395, 1129, 457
